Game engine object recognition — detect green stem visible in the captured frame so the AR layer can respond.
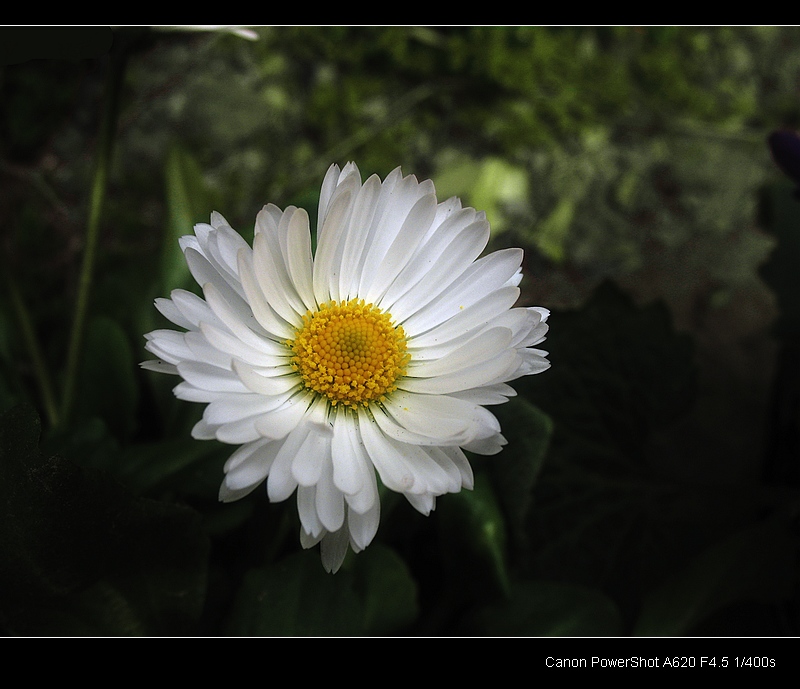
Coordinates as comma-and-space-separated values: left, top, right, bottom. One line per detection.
60, 44, 128, 427
5, 271, 60, 427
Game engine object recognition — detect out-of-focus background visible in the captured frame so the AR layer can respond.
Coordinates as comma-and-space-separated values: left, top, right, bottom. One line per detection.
1, 26, 798, 637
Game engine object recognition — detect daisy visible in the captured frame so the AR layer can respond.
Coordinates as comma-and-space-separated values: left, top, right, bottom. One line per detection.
143, 162, 550, 572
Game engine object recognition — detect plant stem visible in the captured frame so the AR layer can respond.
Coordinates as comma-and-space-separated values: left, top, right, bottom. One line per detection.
5, 271, 60, 427
60, 43, 128, 427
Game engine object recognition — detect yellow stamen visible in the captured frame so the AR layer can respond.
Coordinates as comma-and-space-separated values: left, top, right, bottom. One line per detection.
288, 299, 409, 409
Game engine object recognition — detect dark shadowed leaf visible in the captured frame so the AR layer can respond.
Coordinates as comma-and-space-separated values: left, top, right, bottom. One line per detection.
488, 398, 552, 555
465, 580, 623, 636
438, 473, 510, 599
634, 519, 797, 636
162, 145, 220, 295
225, 544, 418, 636
74, 316, 139, 442
0, 404, 209, 635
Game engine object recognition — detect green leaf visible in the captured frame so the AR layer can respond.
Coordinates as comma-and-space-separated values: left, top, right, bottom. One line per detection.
162, 145, 218, 294
354, 543, 419, 635
117, 436, 229, 497
438, 473, 510, 598
520, 280, 696, 472
74, 315, 138, 441
516, 281, 700, 602
634, 520, 797, 636
466, 580, 623, 636
489, 398, 552, 555
225, 544, 419, 636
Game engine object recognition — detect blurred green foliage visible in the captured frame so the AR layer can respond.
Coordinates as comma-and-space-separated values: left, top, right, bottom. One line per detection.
1, 26, 799, 637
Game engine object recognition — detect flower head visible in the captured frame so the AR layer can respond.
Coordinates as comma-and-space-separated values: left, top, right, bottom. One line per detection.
143, 163, 550, 572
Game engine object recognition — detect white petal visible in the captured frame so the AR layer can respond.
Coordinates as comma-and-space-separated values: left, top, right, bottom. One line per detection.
282, 207, 316, 312
337, 174, 382, 300
204, 393, 281, 425
408, 326, 513, 378
406, 491, 436, 516
380, 391, 475, 444
170, 288, 224, 330
176, 361, 247, 393
184, 330, 234, 369
385, 216, 490, 325
408, 286, 520, 358
233, 359, 301, 397
318, 163, 358, 229
251, 231, 305, 327
267, 424, 307, 502
291, 420, 333, 487
184, 246, 249, 318
399, 443, 456, 494
359, 177, 435, 301
173, 381, 219, 403
313, 182, 356, 303
439, 445, 474, 490
223, 438, 278, 491
319, 527, 350, 574
357, 408, 417, 493
140, 359, 179, 374
204, 222, 251, 287
462, 433, 508, 455
379, 205, 476, 310
400, 349, 518, 395
200, 321, 289, 367
315, 459, 345, 532
219, 481, 261, 503
330, 410, 364, 496
255, 206, 315, 315
400, 248, 523, 337
514, 348, 551, 376
317, 164, 341, 225
297, 485, 323, 538
191, 418, 217, 439
254, 391, 314, 441
154, 297, 194, 330
451, 383, 517, 405
347, 500, 380, 550
215, 417, 262, 443
358, 409, 456, 495
144, 330, 194, 364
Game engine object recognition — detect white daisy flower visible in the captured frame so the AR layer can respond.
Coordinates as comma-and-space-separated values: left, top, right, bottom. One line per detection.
143, 162, 550, 572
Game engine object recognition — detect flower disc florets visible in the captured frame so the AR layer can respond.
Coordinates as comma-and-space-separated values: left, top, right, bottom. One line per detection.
289, 299, 410, 409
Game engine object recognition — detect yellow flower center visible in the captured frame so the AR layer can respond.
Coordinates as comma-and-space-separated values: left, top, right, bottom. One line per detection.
288, 299, 410, 409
